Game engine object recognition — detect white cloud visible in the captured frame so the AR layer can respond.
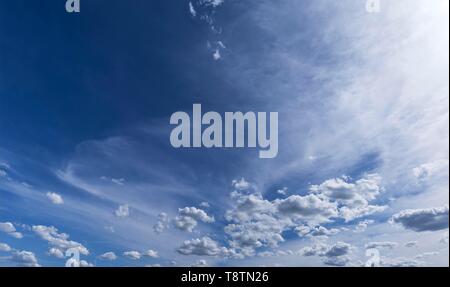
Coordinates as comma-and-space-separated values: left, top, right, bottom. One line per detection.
0, 222, 23, 239
48, 248, 65, 259
153, 212, 169, 234
177, 237, 226, 256
114, 204, 130, 218
99, 251, 117, 261
32, 225, 89, 255
0, 243, 11, 252
46, 192, 64, 205
144, 249, 159, 258
174, 207, 214, 232
232, 178, 250, 190
123, 251, 142, 260
390, 206, 449, 232
11, 250, 40, 267
0, 222, 16, 233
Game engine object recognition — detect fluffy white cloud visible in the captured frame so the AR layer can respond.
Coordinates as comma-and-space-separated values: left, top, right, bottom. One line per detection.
48, 248, 65, 259
99, 251, 117, 261
390, 206, 449, 232
174, 207, 214, 232
46, 192, 64, 205
189, 2, 197, 17
114, 204, 130, 218
144, 249, 159, 258
0, 222, 23, 239
310, 174, 386, 221
0, 243, 11, 252
153, 212, 169, 234
232, 178, 251, 191
11, 250, 40, 267
299, 242, 354, 266
177, 237, 225, 256
32, 225, 89, 255
123, 251, 141, 260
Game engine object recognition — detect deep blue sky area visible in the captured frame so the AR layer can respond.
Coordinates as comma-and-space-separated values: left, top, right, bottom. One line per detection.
0, 0, 227, 156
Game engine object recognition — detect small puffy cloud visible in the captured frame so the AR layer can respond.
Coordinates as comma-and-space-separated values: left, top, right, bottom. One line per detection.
0, 169, 6, 177
299, 242, 354, 266
295, 225, 339, 238
177, 237, 225, 256
390, 206, 449, 232
32, 225, 89, 255
48, 248, 65, 259
99, 252, 117, 261
276, 187, 288, 196
276, 194, 338, 221
191, 259, 208, 267
323, 255, 351, 267
0, 222, 23, 239
324, 242, 353, 257
365, 242, 398, 250
79, 260, 94, 267
11, 250, 40, 267
144, 250, 159, 258
200, 202, 210, 208
232, 178, 250, 190
123, 251, 142, 260
114, 204, 130, 218
46, 192, 64, 205
174, 207, 214, 232
0, 243, 11, 252
213, 49, 221, 61
0, 222, 16, 233
153, 212, 169, 234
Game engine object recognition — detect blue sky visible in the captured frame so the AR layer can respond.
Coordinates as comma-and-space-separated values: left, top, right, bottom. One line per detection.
0, 0, 449, 267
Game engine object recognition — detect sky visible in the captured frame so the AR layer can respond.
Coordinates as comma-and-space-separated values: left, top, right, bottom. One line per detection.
0, 0, 449, 267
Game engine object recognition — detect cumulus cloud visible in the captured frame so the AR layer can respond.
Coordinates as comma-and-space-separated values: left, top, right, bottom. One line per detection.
174, 207, 214, 232
295, 225, 339, 238
123, 251, 142, 260
11, 250, 40, 267
48, 248, 65, 259
299, 242, 354, 266
0, 243, 11, 252
32, 225, 89, 255
99, 252, 117, 261
153, 212, 169, 234
381, 257, 424, 267
177, 237, 225, 256
0, 222, 23, 239
390, 206, 449, 232
46, 192, 64, 205
114, 204, 130, 218
144, 249, 159, 258
232, 178, 251, 191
